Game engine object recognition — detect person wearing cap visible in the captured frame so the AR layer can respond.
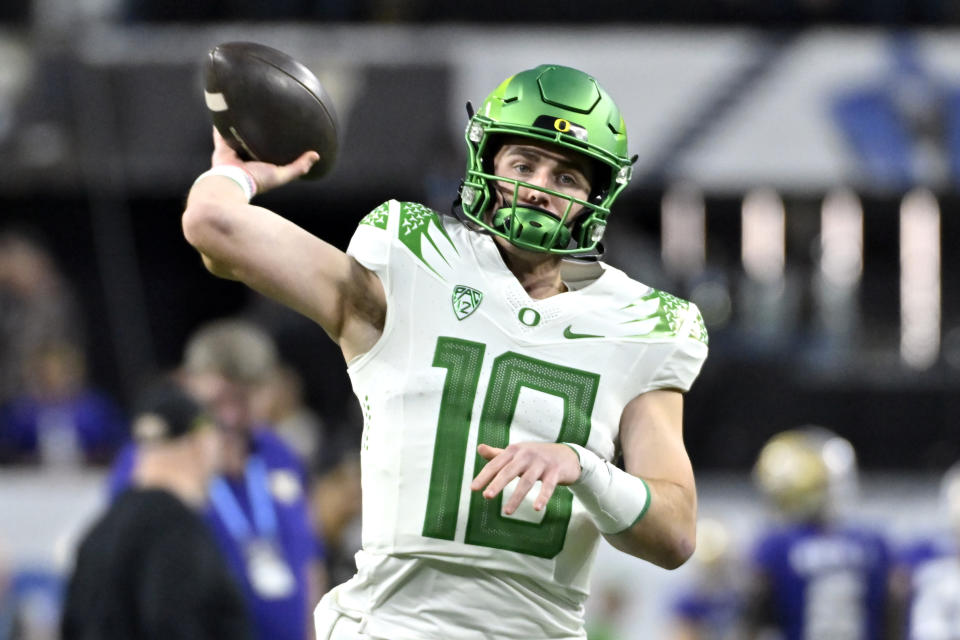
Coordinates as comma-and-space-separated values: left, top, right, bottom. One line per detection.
61, 380, 253, 640
107, 318, 325, 640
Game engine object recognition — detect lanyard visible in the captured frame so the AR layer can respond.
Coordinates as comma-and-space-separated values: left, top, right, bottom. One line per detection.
209, 456, 279, 542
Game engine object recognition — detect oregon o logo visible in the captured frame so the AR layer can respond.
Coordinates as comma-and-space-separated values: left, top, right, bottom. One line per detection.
553, 118, 571, 133
518, 307, 541, 326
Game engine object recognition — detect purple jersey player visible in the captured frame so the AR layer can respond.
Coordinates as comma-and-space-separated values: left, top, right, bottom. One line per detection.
746, 427, 893, 640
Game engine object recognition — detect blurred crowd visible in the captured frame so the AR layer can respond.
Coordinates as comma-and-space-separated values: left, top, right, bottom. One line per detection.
0, 227, 363, 639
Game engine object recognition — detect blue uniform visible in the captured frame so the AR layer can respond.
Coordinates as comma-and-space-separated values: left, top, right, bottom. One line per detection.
897, 535, 960, 640
750, 523, 891, 640
109, 429, 322, 640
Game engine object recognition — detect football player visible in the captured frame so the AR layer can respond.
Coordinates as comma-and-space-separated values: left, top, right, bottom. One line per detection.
182, 64, 708, 639
890, 461, 960, 640
746, 427, 893, 640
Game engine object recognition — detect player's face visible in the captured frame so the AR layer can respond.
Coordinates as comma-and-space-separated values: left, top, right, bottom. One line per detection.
491, 138, 594, 223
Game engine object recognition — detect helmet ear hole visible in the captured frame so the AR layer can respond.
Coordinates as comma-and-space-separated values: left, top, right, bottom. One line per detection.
589, 162, 611, 204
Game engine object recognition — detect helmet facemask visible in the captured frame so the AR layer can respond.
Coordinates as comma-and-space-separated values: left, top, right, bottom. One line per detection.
459, 65, 633, 255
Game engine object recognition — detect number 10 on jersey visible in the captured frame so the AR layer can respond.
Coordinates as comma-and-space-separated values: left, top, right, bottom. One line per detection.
422, 337, 599, 559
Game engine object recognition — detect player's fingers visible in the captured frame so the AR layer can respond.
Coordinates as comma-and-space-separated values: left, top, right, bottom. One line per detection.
211, 127, 235, 155
534, 470, 560, 511
211, 127, 236, 161
477, 443, 504, 460
482, 456, 529, 499
292, 150, 320, 175
470, 446, 510, 491
273, 152, 319, 183
503, 465, 544, 515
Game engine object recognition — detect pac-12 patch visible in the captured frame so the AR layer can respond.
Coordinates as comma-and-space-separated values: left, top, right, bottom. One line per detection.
452, 285, 483, 320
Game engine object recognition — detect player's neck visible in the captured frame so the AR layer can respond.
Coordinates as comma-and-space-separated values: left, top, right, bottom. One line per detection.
495, 239, 567, 299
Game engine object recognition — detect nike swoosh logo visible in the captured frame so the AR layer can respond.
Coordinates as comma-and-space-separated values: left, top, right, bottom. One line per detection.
563, 325, 602, 339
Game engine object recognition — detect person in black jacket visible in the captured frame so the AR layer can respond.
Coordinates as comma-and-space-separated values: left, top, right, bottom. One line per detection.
61, 379, 253, 640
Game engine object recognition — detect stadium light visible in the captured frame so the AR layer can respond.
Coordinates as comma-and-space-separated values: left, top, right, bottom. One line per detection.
820, 187, 863, 288
899, 188, 941, 370
741, 187, 785, 284
661, 183, 705, 279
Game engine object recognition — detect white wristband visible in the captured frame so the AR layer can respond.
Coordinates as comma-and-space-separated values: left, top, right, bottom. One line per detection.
193, 165, 257, 202
564, 443, 651, 534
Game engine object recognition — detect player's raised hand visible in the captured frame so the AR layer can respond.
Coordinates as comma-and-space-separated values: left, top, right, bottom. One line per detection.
471, 442, 582, 514
210, 127, 318, 195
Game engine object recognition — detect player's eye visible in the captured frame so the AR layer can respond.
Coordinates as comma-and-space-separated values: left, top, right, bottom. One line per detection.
557, 172, 587, 190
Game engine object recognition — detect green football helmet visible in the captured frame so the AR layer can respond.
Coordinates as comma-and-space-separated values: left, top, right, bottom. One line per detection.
460, 64, 633, 255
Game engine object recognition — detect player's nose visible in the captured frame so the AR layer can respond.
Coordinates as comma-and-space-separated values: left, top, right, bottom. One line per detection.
518, 173, 551, 205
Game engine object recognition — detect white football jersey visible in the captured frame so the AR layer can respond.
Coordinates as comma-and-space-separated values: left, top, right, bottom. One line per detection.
326, 200, 708, 639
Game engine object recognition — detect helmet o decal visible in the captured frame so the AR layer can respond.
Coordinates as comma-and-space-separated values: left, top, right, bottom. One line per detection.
518, 308, 541, 326
553, 118, 572, 133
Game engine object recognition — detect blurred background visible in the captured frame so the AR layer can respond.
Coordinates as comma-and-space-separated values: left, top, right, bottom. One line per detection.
1, 0, 959, 638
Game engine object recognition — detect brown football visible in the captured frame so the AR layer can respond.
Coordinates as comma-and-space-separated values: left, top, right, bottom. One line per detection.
203, 41, 338, 179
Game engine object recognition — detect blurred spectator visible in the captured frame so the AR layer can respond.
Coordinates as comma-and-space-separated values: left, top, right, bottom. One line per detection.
253, 365, 326, 468
745, 427, 893, 640
667, 518, 746, 640
889, 460, 960, 639
61, 379, 253, 640
243, 295, 356, 460
0, 229, 82, 404
108, 318, 325, 640
0, 340, 127, 466
309, 452, 361, 589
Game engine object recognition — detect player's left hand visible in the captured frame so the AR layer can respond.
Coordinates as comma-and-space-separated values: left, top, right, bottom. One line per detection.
471, 443, 581, 514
